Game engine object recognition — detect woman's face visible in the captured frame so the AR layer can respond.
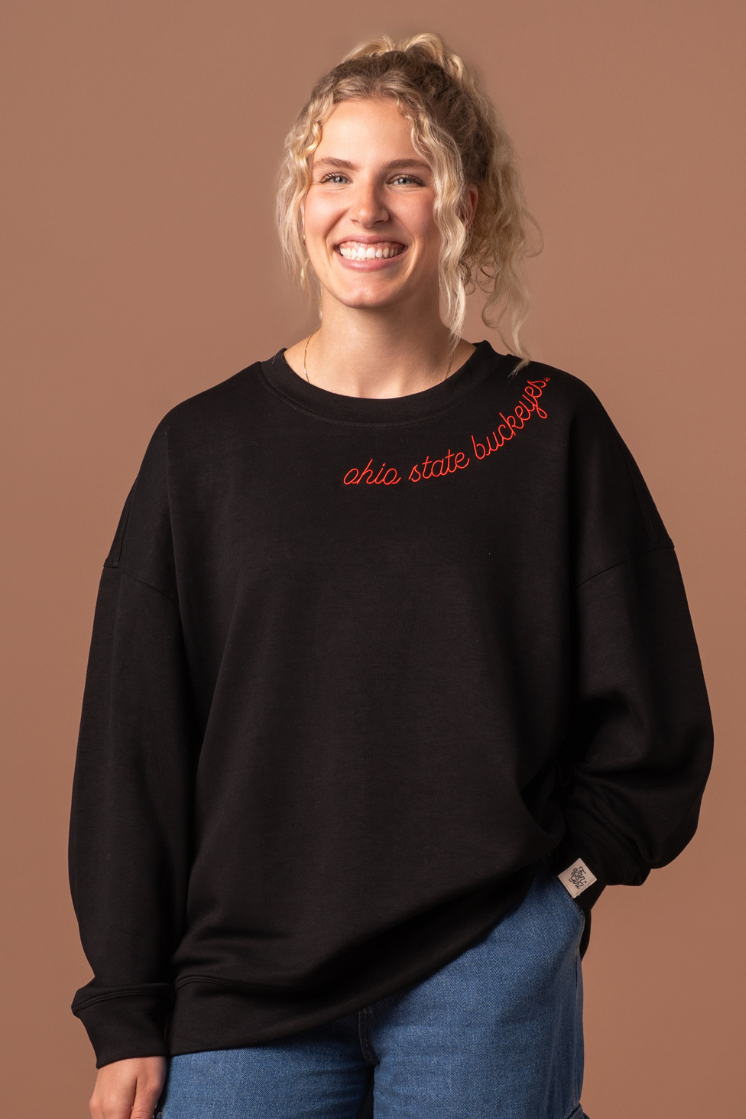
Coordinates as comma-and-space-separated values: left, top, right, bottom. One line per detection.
302, 98, 444, 315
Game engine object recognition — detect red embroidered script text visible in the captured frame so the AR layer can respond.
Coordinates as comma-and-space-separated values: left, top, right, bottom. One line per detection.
343, 459, 401, 486
408, 450, 469, 483
470, 379, 549, 462
341, 378, 550, 487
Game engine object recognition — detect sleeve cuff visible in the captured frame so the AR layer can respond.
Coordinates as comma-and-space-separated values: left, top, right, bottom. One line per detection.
72, 987, 173, 1067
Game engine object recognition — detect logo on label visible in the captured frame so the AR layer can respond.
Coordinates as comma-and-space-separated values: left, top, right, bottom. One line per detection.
558, 859, 597, 898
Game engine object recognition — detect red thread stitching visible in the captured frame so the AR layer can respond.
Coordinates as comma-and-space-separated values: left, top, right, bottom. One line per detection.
341, 378, 550, 486
471, 380, 549, 463
343, 458, 401, 485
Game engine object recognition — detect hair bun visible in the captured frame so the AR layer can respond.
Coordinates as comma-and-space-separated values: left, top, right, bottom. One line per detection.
343, 32, 466, 86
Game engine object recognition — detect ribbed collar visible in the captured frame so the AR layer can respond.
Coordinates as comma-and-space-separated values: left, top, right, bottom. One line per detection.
257, 340, 518, 426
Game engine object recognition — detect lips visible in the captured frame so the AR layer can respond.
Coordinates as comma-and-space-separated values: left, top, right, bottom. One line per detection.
336, 241, 406, 261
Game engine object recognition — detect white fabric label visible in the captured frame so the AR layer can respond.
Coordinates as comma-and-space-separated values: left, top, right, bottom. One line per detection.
558, 859, 597, 898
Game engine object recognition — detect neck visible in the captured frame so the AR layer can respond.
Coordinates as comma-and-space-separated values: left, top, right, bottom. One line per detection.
287, 296, 475, 399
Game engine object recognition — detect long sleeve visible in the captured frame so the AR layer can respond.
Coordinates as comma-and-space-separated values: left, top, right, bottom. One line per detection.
69, 420, 200, 1067
550, 388, 714, 915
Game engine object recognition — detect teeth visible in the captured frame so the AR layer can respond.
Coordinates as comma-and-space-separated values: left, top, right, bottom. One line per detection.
338, 243, 404, 260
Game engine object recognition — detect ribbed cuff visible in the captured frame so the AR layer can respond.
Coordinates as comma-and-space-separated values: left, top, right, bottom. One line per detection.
553, 808, 648, 886
72, 988, 173, 1068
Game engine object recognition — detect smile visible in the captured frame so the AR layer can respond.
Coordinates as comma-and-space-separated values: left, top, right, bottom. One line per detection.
337, 241, 406, 261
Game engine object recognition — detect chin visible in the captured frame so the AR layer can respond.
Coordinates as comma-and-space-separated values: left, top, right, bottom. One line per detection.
332, 286, 405, 311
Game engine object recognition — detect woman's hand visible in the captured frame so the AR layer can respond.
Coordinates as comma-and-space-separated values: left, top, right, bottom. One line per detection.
89, 1056, 167, 1119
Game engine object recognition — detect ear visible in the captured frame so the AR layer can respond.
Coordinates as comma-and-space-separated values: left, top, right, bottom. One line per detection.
463, 184, 479, 229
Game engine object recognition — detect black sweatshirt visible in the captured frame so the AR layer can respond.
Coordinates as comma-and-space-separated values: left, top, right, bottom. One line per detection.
69, 341, 713, 1067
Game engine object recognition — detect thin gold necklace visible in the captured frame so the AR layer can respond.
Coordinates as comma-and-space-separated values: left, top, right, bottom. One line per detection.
303, 329, 320, 383
303, 330, 454, 385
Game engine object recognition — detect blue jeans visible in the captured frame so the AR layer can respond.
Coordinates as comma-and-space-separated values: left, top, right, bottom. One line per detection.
157, 863, 588, 1118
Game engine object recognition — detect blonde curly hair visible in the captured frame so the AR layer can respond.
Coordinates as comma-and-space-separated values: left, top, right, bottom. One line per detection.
276, 32, 539, 368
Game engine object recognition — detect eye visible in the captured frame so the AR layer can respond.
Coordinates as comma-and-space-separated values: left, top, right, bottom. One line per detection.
319, 173, 350, 184
390, 174, 425, 186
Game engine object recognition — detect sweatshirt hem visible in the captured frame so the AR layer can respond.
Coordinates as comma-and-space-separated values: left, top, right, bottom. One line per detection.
165, 881, 534, 1054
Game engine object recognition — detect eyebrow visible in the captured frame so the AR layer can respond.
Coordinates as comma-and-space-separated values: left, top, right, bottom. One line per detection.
313, 157, 431, 171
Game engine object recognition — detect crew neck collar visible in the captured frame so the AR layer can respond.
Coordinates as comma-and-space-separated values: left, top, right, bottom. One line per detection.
257, 340, 518, 426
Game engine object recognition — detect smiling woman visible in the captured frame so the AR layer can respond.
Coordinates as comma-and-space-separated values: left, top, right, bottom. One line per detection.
277, 34, 534, 397
70, 31, 713, 1119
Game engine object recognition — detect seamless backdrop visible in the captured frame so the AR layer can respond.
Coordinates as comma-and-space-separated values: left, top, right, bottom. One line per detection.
1, 2, 744, 1116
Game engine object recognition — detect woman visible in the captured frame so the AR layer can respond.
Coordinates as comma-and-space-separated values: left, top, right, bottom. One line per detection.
70, 33, 713, 1119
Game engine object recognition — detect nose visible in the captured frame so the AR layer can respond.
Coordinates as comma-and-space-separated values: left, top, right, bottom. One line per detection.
349, 177, 389, 226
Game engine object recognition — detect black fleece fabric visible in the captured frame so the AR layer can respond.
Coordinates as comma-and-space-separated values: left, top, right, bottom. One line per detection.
69, 341, 713, 1067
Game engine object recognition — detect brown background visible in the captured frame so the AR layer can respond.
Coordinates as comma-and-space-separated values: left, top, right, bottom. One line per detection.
1, 1, 744, 1115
